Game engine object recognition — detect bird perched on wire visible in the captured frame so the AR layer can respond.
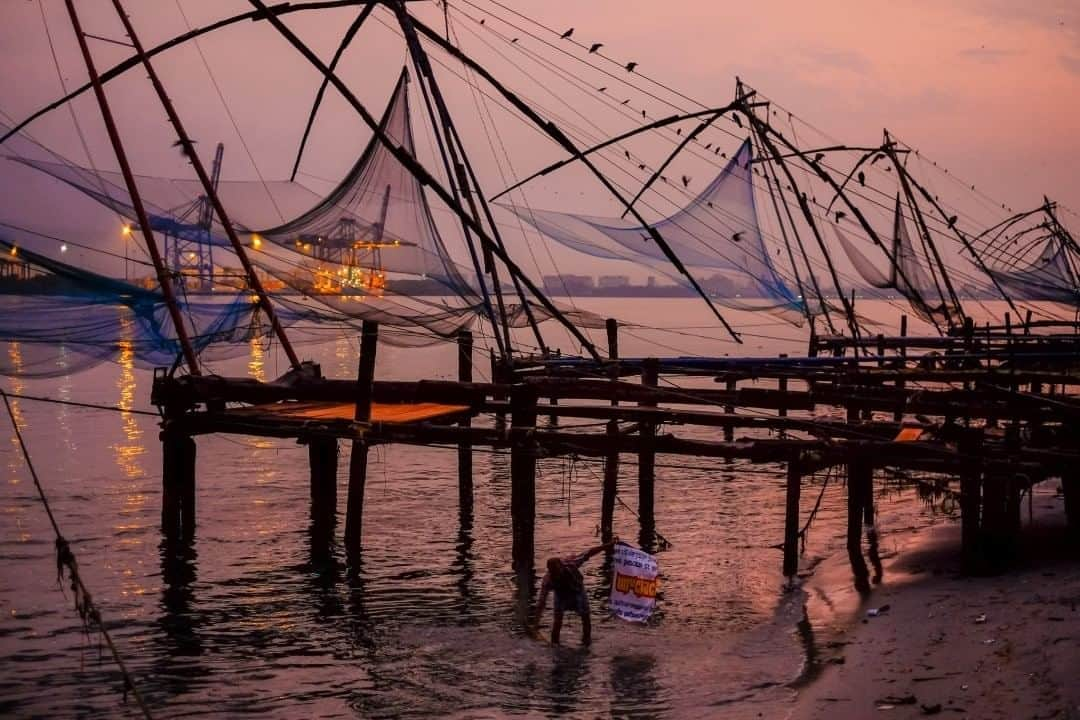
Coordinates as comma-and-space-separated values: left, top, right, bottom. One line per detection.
857, 170, 866, 186
561, 27, 574, 39
625, 61, 638, 72
589, 43, 603, 53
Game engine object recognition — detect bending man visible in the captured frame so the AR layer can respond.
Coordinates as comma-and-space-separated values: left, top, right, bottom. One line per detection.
531, 539, 616, 645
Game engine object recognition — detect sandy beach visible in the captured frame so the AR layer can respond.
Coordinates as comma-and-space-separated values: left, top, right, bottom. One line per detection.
788, 483, 1080, 720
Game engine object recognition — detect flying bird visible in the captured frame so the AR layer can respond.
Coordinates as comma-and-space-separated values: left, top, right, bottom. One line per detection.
681, 175, 691, 187
638, 164, 646, 170
624, 150, 631, 159
625, 61, 638, 72
479, 18, 485, 24
676, 128, 682, 135
732, 231, 745, 243
560, 27, 574, 39
641, 109, 647, 118
589, 43, 603, 53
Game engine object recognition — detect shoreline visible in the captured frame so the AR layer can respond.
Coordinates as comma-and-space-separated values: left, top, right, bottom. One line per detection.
785, 481, 1079, 719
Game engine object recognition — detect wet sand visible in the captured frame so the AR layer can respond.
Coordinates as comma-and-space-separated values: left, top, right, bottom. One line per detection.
788, 483, 1080, 720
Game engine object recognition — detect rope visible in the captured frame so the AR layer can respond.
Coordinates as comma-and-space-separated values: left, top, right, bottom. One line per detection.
0, 391, 159, 417
0, 389, 154, 719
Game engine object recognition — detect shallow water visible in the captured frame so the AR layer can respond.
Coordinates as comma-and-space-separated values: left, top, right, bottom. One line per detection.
0, 299, 969, 717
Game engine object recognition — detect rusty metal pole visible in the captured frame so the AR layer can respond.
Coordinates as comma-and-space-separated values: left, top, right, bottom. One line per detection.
61, 0, 201, 375
107, 0, 301, 369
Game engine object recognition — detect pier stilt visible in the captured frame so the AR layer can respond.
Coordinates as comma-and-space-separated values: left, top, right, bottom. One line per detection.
895, 315, 907, 422
638, 359, 659, 544
601, 319, 619, 543
162, 430, 196, 540
863, 470, 882, 583
491, 349, 507, 432
847, 456, 871, 593
308, 436, 338, 532
345, 321, 378, 559
782, 456, 802, 579
1064, 472, 1079, 544
959, 430, 984, 573
724, 378, 736, 442
457, 330, 474, 519
510, 385, 538, 571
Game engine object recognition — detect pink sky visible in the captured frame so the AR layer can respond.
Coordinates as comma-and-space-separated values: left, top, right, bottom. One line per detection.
2, 0, 1077, 221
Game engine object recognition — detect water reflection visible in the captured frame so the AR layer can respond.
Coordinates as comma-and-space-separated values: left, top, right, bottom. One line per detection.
547, 646, 593, 715
609, 652, 666, 719
153, 536, 208, 702
4, 342, 29, 544
248, 334, 267, 382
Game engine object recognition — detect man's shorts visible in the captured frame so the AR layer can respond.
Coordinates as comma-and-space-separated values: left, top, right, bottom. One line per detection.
554, 587, 589, 616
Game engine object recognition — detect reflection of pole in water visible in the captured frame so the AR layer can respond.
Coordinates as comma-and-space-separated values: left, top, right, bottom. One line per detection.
609, 652, 666, 718
451, 499, 476, 620
153, 536, 206, 695
248, 333, 267, 383
546, 646, 593, 716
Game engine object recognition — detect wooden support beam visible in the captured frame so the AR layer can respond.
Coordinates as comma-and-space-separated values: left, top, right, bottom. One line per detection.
639, 359, 659, 543
782, 456, 802, 578
847, 455, 872, 593
308, 436, 338, 534
457, 330, 474, 520
724, 378, 736, 442
896, 314, 908, 421
346, 320, 378, 558
1064, 472, 1079, 545
602, 319, 620, 543
958, 430, 984, 573
510, 384, 538, 571
162, 431, 196, 540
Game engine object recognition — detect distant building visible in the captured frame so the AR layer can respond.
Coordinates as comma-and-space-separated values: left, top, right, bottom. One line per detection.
543, 274, 594, 294
646, 276, 657, 288
597, 275, 630, 289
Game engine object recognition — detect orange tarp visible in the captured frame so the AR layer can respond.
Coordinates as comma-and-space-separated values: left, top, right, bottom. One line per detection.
230, 401, 469, 424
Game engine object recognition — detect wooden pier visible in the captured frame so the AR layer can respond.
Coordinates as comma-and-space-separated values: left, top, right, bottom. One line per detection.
151, 318, 1080, 586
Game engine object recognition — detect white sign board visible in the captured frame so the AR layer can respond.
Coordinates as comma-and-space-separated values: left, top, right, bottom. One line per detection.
609, 543, 659, 622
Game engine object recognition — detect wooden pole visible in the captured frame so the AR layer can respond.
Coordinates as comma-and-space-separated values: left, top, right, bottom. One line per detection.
308, 436, 338, 533
457, 330, 474, 519
1064, 472, 1079, 545
491, 348, 507, 432
345, 321, 378, 557
895, 315, 907, 422
846, 455, 871, 592
162, 430, 196, 540
638, 359, 659, 540
510, 384, 538, 571
724, 377, 736, 442
782, 455, 802, 578
601, 319, 619, 542
958, 429, 983, 573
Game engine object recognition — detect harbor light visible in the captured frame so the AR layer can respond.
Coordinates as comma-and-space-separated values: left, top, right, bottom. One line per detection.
60, 244, 68, 253
121, 224, 132, 236
251, 234, 262, 249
